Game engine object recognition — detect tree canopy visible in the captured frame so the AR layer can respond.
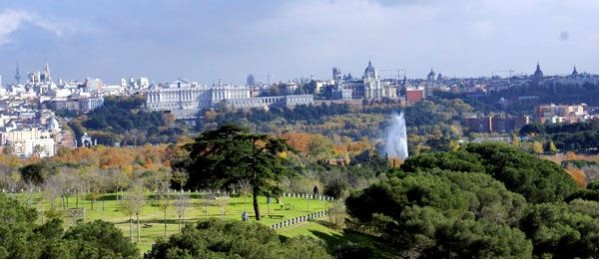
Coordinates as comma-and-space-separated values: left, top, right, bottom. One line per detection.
400, 142, 578, 203
346, 170, 531, 258
0, 193, 139, 258
176, 124, 294, 220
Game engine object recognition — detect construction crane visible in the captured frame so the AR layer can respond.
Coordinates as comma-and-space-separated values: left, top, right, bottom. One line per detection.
491, 69, 515, 78
380, 69, 406, 86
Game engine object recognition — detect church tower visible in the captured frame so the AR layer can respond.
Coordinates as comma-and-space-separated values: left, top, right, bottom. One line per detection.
363, 60, 380, 99
571, 66, 578, 76
14, 60, 21, 84
532, 62, 544, 80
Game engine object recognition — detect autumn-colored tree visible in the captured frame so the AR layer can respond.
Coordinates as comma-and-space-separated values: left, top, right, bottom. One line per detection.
547, 141, 558, 154
566, 165, 587, 188
532, 141, 544, 155
278, 132, 313, 155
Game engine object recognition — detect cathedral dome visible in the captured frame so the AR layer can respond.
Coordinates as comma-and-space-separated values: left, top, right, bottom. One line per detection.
364, 60, 377, 78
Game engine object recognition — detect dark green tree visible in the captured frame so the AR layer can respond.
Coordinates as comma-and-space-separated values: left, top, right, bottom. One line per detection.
346, 170, 531, 258
0, 193, 139, 259
402, 143, 578, 203
62, 220, 140, 258
179, 125, 293, 220
20, 162, 57, 185
464, 143, 578, 203
519, 202, 598, 258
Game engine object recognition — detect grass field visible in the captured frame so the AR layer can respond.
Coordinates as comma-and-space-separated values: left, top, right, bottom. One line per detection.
6, 192, 332, 255
277, 220, 400, 258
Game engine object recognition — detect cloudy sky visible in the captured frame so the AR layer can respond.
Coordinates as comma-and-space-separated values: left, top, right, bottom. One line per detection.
0, 0, 597, 84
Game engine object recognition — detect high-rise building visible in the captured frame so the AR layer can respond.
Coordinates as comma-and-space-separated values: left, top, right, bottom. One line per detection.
14, 61, 21, 84
246, 74, 256, 86
332, 67, 342, 81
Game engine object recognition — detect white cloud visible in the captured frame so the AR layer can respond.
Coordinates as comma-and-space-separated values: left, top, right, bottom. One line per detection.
0, 9, 79, 45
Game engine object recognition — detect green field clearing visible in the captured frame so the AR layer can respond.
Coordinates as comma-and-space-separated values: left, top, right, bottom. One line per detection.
5, 192, 332, 254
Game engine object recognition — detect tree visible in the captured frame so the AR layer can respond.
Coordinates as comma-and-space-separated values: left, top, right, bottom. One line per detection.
401, 143, 578, 204
144, 219, 329, 258
464, 143, 578, 203
121, 185, 147, 242
346, 170, 531, 258
180, 125, 294, 220
0, 193, 138, 258
174, 193, 190, 232
547, 140, 558, 154
20, 162, 56, 186
62, 220, 139, 258
155, 191, 170, 239
532, 141, 544, 155
520, 202, 598, 258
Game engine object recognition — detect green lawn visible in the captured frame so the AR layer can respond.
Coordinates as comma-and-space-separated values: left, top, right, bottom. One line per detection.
278, 220, 400, 258
8, 192, 331, 254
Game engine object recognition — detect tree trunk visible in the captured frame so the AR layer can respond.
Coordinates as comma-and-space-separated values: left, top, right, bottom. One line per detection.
253, 186, 260, 221
163, 209, 167, 239
136, 212, 140, 242
178, 215, 181, 232
129, 216, 133, 243
76, 193, 79, 208
102, 198, 105, 211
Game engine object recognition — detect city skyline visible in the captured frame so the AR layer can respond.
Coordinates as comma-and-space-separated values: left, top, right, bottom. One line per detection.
0, 0, 597, 84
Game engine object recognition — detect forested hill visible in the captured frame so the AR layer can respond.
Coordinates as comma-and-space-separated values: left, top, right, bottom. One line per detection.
68, 95, 184, 146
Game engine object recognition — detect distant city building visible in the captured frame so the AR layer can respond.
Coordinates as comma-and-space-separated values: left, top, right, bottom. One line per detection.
49, 96, 104, 113
549, 66, 599, 86
332, 67, 342, 81
405, 87, 425, 104
536, 103, 591, 124
427, 68, 436, 81
334, 61, 398, 100
246, 74, 256, 86
532, 62, 544, 83
80, 132, 97, 147
146, 80, 313, 118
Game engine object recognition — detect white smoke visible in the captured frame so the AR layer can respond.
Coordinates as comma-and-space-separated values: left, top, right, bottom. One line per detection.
385, 112, 409, 160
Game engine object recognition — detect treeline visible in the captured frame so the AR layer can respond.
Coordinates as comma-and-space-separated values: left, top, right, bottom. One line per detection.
520, 120, 599, 152
203, 99, 472, 156
205, 103, 352, 127
346, 142, 598, 258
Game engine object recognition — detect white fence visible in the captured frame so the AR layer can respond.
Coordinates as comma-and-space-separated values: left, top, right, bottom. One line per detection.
270, 209, 329, 230
281, 192, 335, 201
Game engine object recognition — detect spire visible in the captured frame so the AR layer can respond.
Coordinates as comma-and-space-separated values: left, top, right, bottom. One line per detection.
43, 59, 51, 83
572, 65, 578, 76
14, 60, 21, 84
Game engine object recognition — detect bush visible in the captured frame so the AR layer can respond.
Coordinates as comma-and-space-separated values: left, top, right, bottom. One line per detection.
324, 179, 348, 199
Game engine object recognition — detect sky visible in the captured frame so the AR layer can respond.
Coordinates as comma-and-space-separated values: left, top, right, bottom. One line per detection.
0, 0, 597, 85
